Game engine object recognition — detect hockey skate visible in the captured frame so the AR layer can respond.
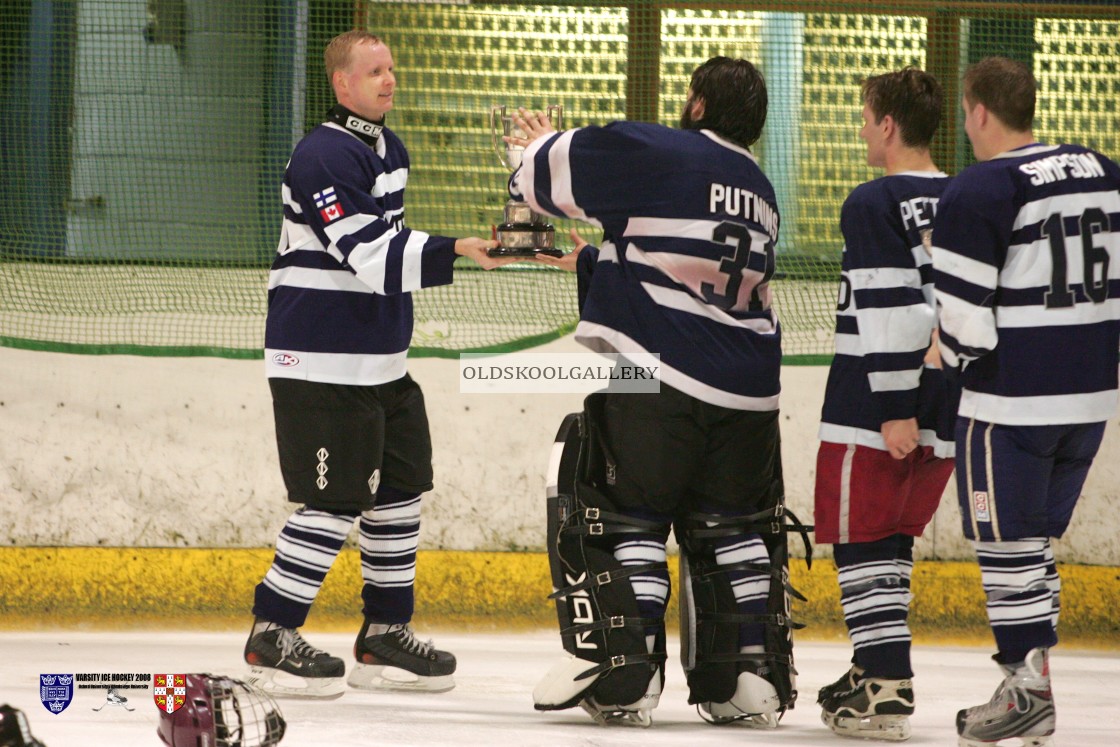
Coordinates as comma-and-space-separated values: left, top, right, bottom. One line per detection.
818, 664, 865, 705
348, 621, 456, 693
243, 619, 346, 699
699, 669, 782, 729
579, 668, 662, 728
956, 648, 1054, 747
821, 677, 914, 741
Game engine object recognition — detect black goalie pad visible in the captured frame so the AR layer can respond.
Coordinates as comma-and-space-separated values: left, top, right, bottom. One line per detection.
541, 405, 667, 710
677, 504, 813, 714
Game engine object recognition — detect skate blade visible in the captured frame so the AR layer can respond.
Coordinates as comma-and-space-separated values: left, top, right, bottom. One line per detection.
732, 713, 779, 729
579, 700, 652, 728
824, 712, 912, 741
347, 663, 455, 693
245, 665, 345, 700
958, 737, 1053, 747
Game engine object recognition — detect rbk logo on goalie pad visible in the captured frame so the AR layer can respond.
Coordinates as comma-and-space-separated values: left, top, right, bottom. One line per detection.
40, 674, 74, 714
153, 674, 187, 714
563, 573, 597, 650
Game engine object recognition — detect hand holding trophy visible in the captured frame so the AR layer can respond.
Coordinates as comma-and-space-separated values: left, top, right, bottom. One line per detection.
489, 104, 564, 258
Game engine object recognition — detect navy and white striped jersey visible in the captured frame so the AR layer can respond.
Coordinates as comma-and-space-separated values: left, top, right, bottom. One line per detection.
265, 122, 458, 385
819, 173, 955, 456
512, 122, 781, 410
933, 143, 1120, 425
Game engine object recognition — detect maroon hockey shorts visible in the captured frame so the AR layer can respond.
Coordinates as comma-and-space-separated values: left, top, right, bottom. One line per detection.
814, 442, 954, 544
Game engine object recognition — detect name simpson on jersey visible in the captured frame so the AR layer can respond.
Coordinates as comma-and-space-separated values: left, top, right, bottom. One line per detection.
1019, 151, 1105, 185
709, 183, 780, 242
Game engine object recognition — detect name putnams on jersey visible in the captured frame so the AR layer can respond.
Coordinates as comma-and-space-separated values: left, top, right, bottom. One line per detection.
709, 182, 779, 241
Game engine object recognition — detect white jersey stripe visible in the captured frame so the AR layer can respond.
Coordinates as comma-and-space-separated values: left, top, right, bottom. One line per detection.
400, 230, 428, 293
264, 348, 407, 385
372, 167, 408, 198
269, 265, 374, 293
639, 282, 778, 334
960, 389, 1117, 425
849, 266, 923, 290
575, 322, 780, 411
819, 422, 954, 458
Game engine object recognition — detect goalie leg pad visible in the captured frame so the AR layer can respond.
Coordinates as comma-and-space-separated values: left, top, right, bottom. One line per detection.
678, 510, 810, 721
538, 408, 668, 715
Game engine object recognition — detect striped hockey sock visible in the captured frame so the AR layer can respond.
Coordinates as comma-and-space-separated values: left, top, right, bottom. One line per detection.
712, 532, 771, 648
834, 535, 914, 679
975, 538, 1057, 664
359, 487, 421, 624
613, 532, 671, 635
253, 507, 356, 628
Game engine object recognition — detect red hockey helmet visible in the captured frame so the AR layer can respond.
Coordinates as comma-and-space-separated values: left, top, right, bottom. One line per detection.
156, 674, 285, 747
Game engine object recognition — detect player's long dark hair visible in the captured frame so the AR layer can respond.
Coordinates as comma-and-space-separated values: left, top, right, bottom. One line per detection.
681, 56, 768, 149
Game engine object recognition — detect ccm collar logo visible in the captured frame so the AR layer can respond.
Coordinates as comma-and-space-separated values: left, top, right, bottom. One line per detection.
346, 116, 383, 139
271, 352, 300, 367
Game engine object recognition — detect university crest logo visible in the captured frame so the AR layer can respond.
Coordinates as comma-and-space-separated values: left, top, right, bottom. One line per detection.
153, 673, 187, 714
40, 673, 74, 714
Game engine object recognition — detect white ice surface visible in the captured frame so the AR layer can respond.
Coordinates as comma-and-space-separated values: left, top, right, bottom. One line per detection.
3, 630, 1117, 746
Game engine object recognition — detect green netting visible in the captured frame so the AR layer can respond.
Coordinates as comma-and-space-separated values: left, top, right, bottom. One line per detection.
1, 0, 1118, 359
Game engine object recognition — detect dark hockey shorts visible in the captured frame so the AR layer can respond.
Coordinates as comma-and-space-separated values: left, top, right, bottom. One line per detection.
269, 375, 434, 512
598, 386, 783, 516
954, 416, 1105, 541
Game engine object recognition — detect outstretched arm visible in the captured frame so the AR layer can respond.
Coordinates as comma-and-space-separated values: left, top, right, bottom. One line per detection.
454, 237, 520, 270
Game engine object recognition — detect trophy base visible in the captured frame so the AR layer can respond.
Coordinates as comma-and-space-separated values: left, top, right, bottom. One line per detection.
489, 223, 561, 258
487, 246, 564, 258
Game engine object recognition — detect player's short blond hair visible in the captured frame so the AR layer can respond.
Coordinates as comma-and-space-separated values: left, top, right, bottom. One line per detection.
324, 30, 384, 86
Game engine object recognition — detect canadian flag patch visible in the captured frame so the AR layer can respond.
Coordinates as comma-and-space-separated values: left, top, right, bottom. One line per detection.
320, 203, 345, 222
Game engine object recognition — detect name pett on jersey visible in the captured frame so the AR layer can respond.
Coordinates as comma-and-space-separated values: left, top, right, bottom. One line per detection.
512, 122, 781, 410
265, 122, 457, 385
933, 143, 1120, 425
819, 173, 955, 455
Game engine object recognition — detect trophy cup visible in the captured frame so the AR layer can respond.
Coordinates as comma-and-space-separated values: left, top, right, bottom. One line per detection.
489, 104, 564, 258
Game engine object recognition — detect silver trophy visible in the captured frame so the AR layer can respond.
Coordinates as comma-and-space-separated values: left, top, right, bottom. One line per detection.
489, 104, 563, 258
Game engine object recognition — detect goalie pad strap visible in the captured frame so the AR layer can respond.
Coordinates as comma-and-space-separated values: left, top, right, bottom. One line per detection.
559, 523, 658, 538
549, 561, 670, 600
698, 611, 804, 629
692, 561, 808, 602
561, 615, 664, 637
577, 506, 666, 531
699, 651, 793, 666
573, 652, 668, 682
687, 506, 814, 571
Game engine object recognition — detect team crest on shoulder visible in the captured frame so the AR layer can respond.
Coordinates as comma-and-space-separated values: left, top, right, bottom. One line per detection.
153, 673, 187, 714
